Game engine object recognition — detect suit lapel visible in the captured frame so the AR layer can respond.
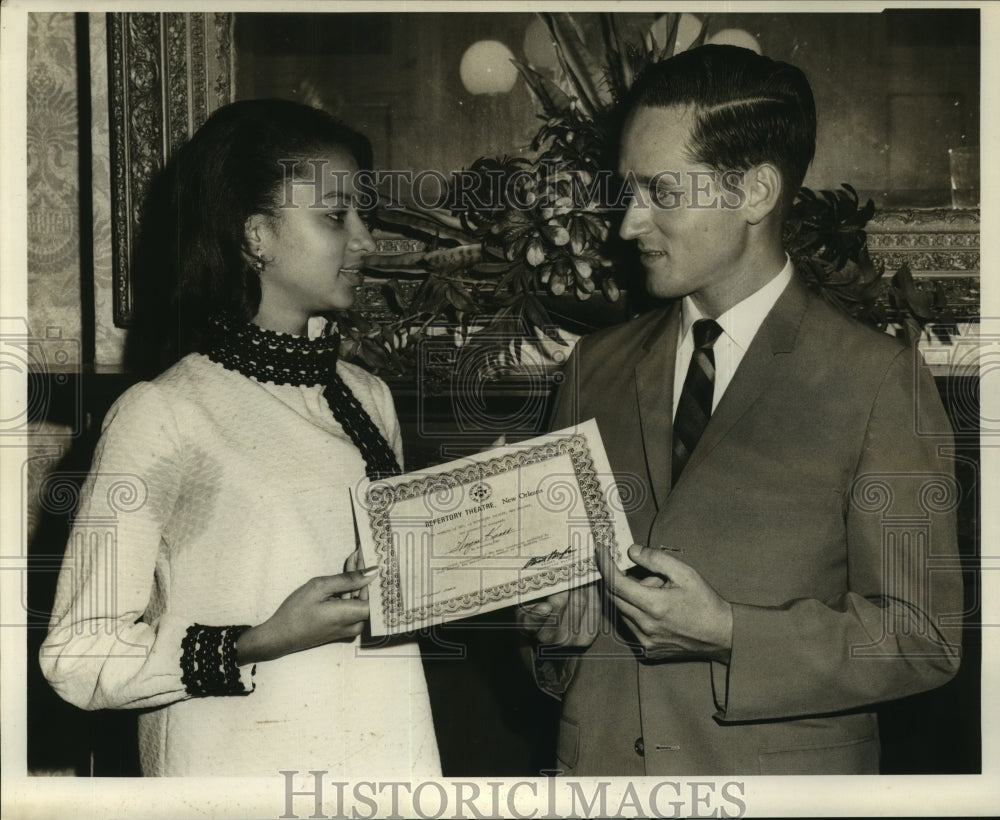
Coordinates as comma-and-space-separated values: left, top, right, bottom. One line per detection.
633, 306, 680, 510
675, 275, 811, 485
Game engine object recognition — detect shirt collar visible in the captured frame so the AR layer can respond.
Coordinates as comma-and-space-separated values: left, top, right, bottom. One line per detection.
680, 255, 794, 351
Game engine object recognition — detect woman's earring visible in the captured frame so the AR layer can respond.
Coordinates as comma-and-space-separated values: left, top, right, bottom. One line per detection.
252, 252, 265, 273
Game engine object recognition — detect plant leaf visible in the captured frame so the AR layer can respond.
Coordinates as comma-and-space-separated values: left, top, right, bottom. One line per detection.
512, 59, 573, 118
373, 206, 472, 244
657, 13, 681, 60
601, 14, 633, 99
689, 14, 712, 50
540, 12, 603, 115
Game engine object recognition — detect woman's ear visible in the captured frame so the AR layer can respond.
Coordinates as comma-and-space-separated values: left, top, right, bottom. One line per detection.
243, 214, 269, 269
744, 163, 782, 226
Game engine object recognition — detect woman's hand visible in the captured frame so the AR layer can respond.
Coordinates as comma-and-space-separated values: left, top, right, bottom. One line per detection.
342, 549, 369, 600
236, 568, 376, 664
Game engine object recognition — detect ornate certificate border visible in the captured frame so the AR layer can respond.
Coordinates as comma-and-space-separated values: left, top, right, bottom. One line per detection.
364, 433, 612, 630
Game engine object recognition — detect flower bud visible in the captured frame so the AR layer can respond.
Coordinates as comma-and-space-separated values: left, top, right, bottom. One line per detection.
526, 240, 546, 267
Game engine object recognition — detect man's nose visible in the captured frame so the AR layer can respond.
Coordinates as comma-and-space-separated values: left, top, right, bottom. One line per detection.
619, 199, 650, 241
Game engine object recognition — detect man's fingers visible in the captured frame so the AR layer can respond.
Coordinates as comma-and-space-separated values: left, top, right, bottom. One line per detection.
628, 545, 692, 582
597, 545, 678, 613
608, 592, 648, 630
566, 587, 589, 638
520, 601, 553, 617
517, 602, 554, 633
545, 591, 570, 611
593, 542, 620, 587
638, 575, 667, 588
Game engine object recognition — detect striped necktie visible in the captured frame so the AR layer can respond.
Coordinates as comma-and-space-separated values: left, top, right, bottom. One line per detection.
672, 318, 723, 486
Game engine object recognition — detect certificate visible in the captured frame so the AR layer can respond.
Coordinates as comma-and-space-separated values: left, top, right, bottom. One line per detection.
353, 419, 635, 636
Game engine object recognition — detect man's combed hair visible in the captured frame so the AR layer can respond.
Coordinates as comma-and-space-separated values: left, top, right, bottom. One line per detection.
627, 44, 817, 209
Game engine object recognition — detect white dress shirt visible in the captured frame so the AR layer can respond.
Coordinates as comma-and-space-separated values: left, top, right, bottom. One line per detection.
672, 257, 794, 418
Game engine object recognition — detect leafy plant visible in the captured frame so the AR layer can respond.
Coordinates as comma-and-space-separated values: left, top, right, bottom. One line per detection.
785, 184, 884, 328
340, 11, 944, 375
346, 12, 709, 373
888, 263, 956, 345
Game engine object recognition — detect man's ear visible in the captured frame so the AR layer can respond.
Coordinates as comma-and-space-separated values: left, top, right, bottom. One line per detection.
744, 163, 782, 225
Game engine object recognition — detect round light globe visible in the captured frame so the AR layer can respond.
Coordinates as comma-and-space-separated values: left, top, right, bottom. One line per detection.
523, 18, 559, 70
707, 28, 762, 54
460, 40, 518, 95
649, 13, 703, 53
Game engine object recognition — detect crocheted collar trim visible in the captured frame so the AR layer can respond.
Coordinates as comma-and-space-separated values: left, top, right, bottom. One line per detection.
203, 313, 339, 387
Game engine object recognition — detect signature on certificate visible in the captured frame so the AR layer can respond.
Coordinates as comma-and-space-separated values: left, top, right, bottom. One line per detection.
448, 524, 516, 555
522, 545, 576, 569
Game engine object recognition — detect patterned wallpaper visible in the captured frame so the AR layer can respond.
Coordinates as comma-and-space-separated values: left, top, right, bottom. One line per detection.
27, 12, 82, 365
27, 12, 124, 369
26, 13, 79, 559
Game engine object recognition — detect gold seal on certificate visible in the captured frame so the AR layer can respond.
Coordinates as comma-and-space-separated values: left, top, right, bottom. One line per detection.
353, 419, 635, 636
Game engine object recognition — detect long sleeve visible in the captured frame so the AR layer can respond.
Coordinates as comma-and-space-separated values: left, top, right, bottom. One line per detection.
39, 382, 192, 711
548, 340, 583, 433
523, 345, 586, 699
713, 347, 963, 721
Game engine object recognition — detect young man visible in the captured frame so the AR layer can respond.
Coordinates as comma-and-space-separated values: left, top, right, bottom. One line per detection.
518, 45, 962, 775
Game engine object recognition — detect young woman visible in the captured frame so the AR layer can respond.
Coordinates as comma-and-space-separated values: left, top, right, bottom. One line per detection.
40, 99, 440, 777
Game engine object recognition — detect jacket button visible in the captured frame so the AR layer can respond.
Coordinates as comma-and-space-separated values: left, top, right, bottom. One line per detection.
634, 737, 645, 757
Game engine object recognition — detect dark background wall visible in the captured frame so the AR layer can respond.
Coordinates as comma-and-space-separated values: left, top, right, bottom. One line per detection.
234, 9, 979, 208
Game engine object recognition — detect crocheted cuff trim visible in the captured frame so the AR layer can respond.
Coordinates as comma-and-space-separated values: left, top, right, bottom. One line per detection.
181, 624, 255, 697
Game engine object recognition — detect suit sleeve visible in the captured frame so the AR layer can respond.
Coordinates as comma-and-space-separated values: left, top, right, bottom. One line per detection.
39, 382, 193, 711
713, 346, 963, 721
522, 343, 586, 699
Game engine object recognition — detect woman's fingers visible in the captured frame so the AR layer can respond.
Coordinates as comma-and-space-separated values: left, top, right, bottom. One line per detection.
310, 567, 378, 598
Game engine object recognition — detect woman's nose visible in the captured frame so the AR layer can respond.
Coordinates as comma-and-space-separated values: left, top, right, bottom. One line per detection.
348, 215, 377, 254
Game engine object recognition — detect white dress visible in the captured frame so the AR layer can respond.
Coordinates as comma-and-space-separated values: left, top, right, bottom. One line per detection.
40, 352, 441, 776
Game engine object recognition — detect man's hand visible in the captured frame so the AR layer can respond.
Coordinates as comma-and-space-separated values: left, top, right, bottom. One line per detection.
516, 583, 600, 649
594, 544, 733, 663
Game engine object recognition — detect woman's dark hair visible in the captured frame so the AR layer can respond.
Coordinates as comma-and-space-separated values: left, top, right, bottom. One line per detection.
626, 44, 816, 214
127, 99, 371, 375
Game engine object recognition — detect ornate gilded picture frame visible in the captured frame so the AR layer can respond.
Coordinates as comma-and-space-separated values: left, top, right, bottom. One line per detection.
107, 12, 234, 326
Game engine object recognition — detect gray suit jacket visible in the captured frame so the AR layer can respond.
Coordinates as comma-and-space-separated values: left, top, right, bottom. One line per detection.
537, 274, 962, 775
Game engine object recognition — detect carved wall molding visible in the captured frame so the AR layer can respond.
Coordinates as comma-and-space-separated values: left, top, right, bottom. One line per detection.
865, 208, 980, 322
108, 12, 234, 327
869, 208, 980, 229
867, 207, 980, 276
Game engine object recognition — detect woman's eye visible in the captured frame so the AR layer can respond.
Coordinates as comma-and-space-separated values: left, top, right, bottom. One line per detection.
326, 211, 347, 225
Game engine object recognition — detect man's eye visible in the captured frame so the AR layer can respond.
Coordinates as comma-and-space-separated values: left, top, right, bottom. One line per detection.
651, 183, 684, 207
